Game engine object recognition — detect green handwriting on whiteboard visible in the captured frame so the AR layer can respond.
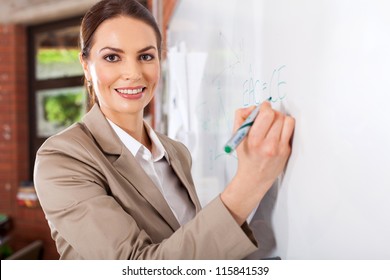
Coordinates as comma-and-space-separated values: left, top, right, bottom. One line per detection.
243, 65, 287, 106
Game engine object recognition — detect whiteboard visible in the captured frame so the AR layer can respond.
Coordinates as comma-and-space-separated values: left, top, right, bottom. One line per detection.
167, 0, 390, 259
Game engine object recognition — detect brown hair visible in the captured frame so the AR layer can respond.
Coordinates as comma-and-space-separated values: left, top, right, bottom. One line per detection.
80, 0, 162, 107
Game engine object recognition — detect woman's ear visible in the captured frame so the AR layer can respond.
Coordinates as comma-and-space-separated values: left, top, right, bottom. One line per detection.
79, 52, 91, 81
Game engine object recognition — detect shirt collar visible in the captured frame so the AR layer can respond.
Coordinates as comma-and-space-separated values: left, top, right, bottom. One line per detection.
106, 118, 170, 163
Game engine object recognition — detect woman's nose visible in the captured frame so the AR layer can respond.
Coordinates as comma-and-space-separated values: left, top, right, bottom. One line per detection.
121, 60, 142, 81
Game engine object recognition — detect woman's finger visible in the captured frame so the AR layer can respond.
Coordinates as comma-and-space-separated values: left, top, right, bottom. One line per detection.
280, 115, 295, 146
233, 106, 256, 132
248, 101, 275, 141
265, 111, 285, 142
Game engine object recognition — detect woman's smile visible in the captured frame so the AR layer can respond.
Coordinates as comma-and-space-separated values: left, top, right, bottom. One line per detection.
114, 86, 146, 99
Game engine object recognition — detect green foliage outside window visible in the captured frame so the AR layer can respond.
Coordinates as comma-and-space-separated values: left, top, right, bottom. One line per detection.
44, 92, 84, 127
37, 48, 79, 64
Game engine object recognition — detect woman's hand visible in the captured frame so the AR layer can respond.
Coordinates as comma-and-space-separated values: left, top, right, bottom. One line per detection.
221, 101, 295, 225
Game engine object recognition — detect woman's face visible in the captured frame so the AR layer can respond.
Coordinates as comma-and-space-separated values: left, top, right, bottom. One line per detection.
81, 16, 160, 121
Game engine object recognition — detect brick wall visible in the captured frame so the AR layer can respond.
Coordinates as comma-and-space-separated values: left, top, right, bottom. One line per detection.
0, 24, 59, 259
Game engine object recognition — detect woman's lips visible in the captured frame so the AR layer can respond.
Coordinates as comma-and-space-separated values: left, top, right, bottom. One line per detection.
114, 87, 146, 99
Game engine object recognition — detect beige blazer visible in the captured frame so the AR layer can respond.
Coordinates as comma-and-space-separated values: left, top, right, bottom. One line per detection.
34, 104, 257, 259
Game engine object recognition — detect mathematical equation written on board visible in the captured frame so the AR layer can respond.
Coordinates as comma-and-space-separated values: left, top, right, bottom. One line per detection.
242, 64, 287, 107
197, 64, 288, 133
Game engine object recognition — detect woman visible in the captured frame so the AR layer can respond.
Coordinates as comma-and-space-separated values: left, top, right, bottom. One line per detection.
34, 0, 295, 259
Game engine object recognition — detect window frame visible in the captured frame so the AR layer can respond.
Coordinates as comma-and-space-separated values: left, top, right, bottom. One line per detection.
28, 16, 85, 175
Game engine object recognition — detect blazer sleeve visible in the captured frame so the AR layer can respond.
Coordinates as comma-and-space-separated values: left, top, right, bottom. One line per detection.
34, 130, 258, 260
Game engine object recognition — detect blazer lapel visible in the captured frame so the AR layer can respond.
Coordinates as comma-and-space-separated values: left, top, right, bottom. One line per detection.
159, 135, 202, 213
112, 151, 180, 230
82, 104, 180, 231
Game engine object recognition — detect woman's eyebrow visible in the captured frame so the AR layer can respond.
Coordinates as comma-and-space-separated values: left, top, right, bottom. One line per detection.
137, 45, 157, 53
99, 47, 124, 54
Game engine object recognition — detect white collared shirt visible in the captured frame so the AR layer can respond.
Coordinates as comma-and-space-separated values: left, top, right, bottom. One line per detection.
107, 118, 195, 226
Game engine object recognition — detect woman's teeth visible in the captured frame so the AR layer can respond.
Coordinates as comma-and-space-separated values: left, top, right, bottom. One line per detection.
116, 88, 143, 95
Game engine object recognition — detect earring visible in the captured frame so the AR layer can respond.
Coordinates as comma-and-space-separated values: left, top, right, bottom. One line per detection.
87, 80, 92, 87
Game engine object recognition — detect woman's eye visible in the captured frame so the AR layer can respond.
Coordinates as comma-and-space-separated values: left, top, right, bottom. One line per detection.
104, 54, 120, 62
140, 54, 154, 61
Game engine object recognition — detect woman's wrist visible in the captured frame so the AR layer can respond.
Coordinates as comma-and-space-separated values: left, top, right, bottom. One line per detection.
221, 175, 268, 225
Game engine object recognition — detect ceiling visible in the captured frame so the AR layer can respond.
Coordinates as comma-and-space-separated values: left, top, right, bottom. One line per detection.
0, 0, 100, 25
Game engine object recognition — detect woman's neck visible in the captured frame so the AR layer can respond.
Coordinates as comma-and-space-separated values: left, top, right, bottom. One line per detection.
102, 108, 152, 150
120, 120, 152, 151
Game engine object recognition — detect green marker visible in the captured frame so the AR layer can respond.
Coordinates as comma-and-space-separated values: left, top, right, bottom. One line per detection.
224, 97, 271, 153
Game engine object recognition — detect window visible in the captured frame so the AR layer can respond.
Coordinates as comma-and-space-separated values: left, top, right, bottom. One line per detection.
28, 17, 87, 168
35, 25, 84, 80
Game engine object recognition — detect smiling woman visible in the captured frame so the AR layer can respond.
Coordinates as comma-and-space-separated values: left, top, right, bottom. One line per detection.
33, 0, 295, 260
